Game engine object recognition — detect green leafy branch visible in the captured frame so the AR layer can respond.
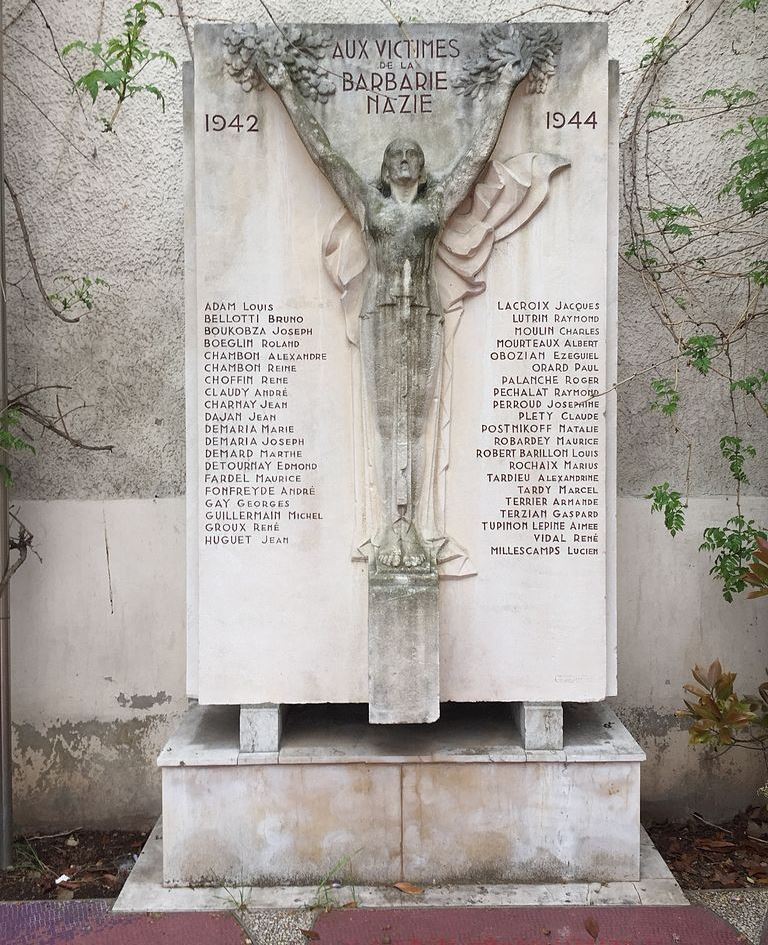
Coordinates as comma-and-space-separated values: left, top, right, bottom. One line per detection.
701, 516, 766, 602
647, 202, 702, 238
648, 96, 683, 125
646, 482, 686, 535
748, 259, 768, 287
731, 368, 768, 396
683, 334, 718, 375
703, 85, 758, 109
719, 435, 756, 484
63, 1, 177, 132
0, 409, 34, 487
720, 115, 768, 215
640, 35, 678, 69
47, 275, 109, 316
650, 377, 680, 415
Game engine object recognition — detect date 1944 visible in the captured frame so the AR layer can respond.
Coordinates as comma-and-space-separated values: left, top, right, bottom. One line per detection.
204, 113, 259, 132
546, 110, 597, 129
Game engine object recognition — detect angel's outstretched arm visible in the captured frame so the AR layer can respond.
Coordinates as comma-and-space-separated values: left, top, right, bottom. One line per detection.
259, 59, 367, 223
441, 67, 523, 219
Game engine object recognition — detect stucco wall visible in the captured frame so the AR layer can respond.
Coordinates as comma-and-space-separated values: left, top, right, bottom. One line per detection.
3, 0, 767, 828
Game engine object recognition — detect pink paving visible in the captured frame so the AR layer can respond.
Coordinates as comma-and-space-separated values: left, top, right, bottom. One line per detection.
0, 900, 246, 945
314, 906, 756, 945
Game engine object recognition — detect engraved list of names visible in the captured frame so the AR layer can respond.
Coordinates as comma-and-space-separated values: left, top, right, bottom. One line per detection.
201, 301, 325, 548
477, 295, 605, 561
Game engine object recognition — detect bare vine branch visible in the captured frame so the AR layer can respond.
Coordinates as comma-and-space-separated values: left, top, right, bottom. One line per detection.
8, 384, 113, 453
0, 516, 33, 597
4, 176, 83, 324
175, 0, 194, 61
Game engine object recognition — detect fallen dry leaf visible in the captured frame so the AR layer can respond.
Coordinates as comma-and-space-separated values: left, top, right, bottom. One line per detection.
393, 881, 424, 895
300, 930, 319, 941
696, 838, 736, 851
341, 900, 357, 909
584, 915, 600, 942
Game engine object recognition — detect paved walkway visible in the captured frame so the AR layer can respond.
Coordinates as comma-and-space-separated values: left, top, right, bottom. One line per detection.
0, 900, 247, 945
1, 899, 767, 944
312, 905, 759, 943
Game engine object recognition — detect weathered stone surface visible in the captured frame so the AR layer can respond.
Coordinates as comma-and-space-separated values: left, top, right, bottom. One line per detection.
239, 703, 284, 752
160, 702, 642, 885
368, 571, 439, 724
514, 701, 564, 750
190, 21, 615, 708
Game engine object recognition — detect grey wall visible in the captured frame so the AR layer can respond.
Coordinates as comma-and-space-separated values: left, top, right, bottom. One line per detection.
4, 0, 767, 828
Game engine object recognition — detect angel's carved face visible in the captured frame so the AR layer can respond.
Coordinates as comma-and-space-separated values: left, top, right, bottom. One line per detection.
381, 138, 426, 188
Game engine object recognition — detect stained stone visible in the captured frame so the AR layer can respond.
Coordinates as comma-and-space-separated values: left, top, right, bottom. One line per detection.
514, 701, 564, 751
189, 21, 615, 711
368, 570, 439, 724
240, 703, 284, 753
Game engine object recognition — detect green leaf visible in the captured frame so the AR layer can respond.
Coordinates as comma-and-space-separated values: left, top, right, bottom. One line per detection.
140, 83, 165, 110
62, 39, 90, 56
149, 49, 177, 67
75, 71, 103, 103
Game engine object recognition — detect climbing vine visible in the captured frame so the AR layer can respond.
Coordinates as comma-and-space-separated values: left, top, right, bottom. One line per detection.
622, 0, 767, 600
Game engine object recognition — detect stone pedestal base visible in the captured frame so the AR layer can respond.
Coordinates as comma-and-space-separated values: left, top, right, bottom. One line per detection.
158, 702, 644, 887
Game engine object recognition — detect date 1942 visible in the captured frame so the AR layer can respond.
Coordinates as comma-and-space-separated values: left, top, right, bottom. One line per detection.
204, 113, 259, 132
546, 110, 597, 129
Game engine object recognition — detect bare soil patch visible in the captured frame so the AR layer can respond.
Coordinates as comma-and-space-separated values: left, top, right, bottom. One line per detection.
648, 808, 768, 889
0, 828, 149, 900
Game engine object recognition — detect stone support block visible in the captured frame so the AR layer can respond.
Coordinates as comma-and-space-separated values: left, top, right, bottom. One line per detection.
239, 703, 284, 753
514, 702, 564, 751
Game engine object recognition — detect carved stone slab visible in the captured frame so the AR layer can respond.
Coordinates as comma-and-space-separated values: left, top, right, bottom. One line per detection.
368, 571, 439, 724
188, 22, 615, 708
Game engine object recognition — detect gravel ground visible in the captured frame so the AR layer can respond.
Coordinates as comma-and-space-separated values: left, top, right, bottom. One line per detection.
686, 888, 768, 945
237, 908, 315, 945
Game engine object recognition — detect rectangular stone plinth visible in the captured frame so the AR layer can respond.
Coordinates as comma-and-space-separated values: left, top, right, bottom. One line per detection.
159, 702, 643, 886
368, 571, 439, 724
240, 704, 284, 753
515, 702, 564, 750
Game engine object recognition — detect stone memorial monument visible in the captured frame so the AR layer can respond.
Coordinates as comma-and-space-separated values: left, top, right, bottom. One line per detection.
159, 19, 643, 887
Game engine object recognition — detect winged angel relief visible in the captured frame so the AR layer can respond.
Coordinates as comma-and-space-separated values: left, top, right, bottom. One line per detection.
224, 24, 569, 578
